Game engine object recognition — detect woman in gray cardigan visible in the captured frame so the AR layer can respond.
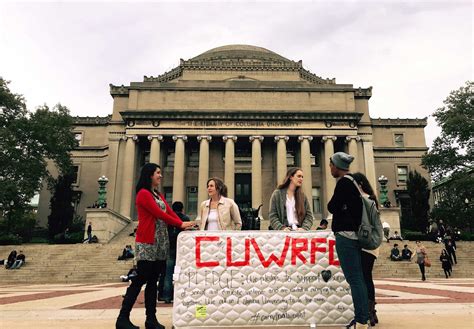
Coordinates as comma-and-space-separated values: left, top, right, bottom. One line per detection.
269, 167, 313, 231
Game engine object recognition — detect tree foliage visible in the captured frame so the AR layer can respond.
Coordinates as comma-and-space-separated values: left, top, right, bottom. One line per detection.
0, 77, 76, 214
48, 174, 75, 239
422, 81, 473, 180
406, 170, 431, 233
430, 174, 473, 233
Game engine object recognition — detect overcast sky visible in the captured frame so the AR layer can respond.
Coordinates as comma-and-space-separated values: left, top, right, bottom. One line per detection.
0, 0, 472, 147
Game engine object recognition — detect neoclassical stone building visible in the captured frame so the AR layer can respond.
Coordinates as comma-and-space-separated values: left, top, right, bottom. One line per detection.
36, 45, 430, 229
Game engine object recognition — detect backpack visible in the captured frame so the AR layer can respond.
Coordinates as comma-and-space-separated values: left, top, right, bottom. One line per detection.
345, 175, 383, 250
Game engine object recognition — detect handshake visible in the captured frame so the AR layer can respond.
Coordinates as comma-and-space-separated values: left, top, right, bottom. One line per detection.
181, 221, 200, 231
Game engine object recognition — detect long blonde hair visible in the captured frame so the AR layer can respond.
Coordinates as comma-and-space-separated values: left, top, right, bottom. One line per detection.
277, 167, 305, 224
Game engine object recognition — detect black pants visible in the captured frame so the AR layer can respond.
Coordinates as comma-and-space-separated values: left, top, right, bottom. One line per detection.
361, 251, 376, 301
418, 263, 426, 280
443, 268, 451, 278
447, 250, 457, 264
119, 260, 166, 318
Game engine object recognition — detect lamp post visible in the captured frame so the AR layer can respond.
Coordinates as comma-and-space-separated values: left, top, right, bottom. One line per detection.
97, 176, 109, 208
465, 198, 471, 234
378, 175, 390, 207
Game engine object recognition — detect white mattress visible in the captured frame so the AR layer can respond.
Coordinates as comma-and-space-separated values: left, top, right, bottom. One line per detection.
173, 230, 354, 328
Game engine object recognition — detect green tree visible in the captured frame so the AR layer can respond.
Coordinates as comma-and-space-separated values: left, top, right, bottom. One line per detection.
0, 78, 76, 231
406, 170, 431, 233
422, 81, 474, 233
430, 174, 474, 233
422, 81, 473, 180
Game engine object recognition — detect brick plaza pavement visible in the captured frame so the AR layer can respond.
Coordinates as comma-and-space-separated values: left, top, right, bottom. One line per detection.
0, 278, 473, 328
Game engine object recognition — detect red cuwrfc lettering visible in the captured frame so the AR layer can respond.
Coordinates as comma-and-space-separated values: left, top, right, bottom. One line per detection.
310, 238, 327, 264
328, 239, 340, 266
226, 237, 250, 266
291, 238, 308, 265
251, 236, 291, 268
196, 236, 220, 267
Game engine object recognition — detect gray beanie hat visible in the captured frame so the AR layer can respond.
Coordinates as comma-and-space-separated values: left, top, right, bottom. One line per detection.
330, 152, 354, 170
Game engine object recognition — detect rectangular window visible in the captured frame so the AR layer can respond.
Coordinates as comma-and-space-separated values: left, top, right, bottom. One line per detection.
397, 166, 408, 184
312, 187, 321, 214
71, 165, 79, 185
163, 187, 173, 205
188, 151, 199, 167
166, 151, 175, 168
286, 152, 295, 166
187, 187, 198, 217
74, 132, 83, 146
394, 134, 404, 147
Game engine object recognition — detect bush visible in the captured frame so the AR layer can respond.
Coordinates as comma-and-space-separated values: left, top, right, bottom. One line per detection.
460, 232, 474, 241
0, 234, 22, 245
401, 229, 431, 241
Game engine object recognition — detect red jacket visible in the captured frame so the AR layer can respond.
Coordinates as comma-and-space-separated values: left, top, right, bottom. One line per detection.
135, 189, 183, 244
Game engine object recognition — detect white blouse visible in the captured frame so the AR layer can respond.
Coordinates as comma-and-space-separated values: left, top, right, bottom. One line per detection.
206, 209, 220, 231
286, 194, 298, 230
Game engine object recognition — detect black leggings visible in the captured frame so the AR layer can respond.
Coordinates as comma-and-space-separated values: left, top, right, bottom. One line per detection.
119, 260, 166, 318
418, 263, 426, 280
361, 251, 376, 301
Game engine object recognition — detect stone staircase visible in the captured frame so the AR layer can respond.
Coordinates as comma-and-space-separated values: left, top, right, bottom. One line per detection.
0, 222, 137, 284
0, 229, 472, 284
373, 241, 472, 279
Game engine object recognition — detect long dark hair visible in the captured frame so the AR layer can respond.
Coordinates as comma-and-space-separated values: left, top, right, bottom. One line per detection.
277, 167, 305, 224
207, 177, 228, 198
352, 172, 379, 209
136, 163, 161, 194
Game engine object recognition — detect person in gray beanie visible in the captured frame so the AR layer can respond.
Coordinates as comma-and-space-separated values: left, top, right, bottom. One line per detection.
330, 152, 354, 171
328, 152, 369, 328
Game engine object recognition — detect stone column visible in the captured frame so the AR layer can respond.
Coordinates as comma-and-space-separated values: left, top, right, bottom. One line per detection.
105, 137, 121, 210
119, 134, 138, 218
298, 135, 313, 210
274, 136, 289, 184
363, 140, 377, 190
223, 135, 237, 199
172, 135, 187, 203
322, 136, 337, 217
147, 135, 163, 165
197, 135, 212, 206
250, 136, 264, 211
345, 136, 360, 173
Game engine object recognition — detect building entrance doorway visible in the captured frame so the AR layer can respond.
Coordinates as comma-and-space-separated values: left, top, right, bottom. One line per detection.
235, 173, 252, 210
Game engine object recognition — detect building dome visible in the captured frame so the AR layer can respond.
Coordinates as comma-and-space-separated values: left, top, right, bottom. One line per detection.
190, 44, 293, 63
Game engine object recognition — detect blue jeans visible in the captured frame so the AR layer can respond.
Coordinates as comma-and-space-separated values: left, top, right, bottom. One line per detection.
158, 249, 176, 301
335, 234, 368, 324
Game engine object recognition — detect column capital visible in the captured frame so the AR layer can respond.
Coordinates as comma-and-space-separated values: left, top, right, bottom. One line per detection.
172, 135, 188, 142
321, 136, 337, 143
249, 135, 264, 142
197, 135, 212, 142
274, 135, 289, 143
147, 135, 163, 141
345, 135, 361, 143
222, 135, 238, 142
122, 134, 138, 141
298, 135, 313, 142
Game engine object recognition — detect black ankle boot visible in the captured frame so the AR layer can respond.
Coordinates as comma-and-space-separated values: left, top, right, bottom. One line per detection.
145, 315, 165, 329
116, 316, 140, 329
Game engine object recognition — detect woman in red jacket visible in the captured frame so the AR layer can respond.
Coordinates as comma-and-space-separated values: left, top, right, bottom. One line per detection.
116, 163, 195, 329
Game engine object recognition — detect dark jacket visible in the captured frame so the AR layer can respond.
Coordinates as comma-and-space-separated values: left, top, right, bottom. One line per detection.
328, 175, 363, 232
268, 188, 313, 230
168, 212, 190, 250
440, 253, 451, 270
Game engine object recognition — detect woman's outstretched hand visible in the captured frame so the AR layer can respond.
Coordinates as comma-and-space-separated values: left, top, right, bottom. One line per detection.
181, 221, 197, 230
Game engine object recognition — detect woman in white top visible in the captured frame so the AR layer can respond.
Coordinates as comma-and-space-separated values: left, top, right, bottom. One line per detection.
198, 177, 242, 231
352, 172, 380, 327
268, 168, 313, 231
